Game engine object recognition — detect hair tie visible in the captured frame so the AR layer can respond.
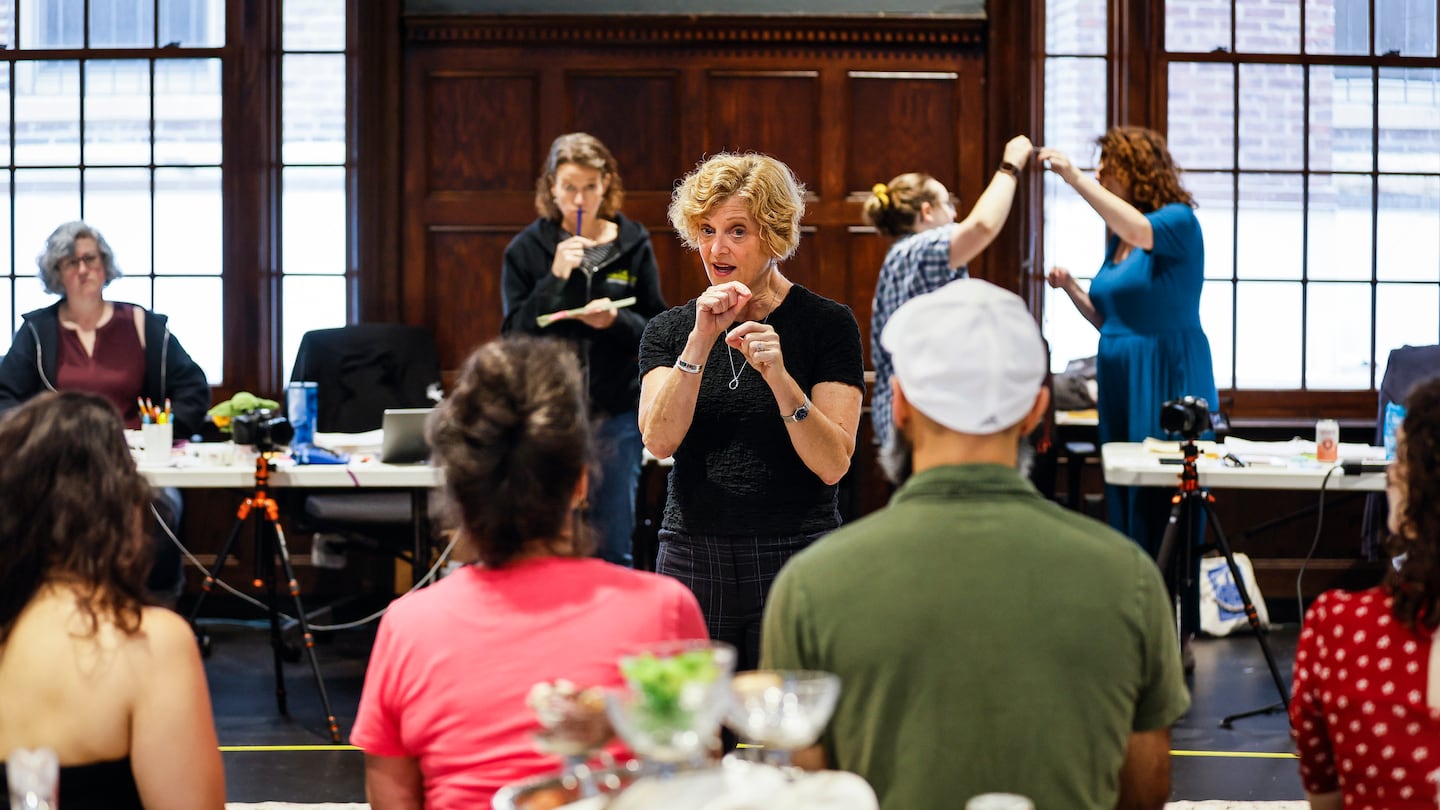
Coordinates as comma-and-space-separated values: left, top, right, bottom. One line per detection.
872, 183, 891, 208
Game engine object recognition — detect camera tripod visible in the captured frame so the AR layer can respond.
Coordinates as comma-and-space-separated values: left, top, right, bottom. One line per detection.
187, 453, 341, 743
1154, 437, 1290, 728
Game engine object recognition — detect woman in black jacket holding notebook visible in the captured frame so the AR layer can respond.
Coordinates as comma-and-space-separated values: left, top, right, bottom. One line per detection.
501, 132, 667, 568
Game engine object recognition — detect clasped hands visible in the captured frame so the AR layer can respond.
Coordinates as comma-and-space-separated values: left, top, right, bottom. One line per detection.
696, 281, 785, 376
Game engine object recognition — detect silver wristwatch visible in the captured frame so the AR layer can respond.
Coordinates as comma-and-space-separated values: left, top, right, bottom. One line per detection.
783, 396, 812, 423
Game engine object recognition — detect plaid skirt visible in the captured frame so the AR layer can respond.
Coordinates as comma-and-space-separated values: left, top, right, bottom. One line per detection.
656, 529, 827, 672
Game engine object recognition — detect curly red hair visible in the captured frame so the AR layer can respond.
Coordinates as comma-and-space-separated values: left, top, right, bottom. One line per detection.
1097, 126, 1195, 213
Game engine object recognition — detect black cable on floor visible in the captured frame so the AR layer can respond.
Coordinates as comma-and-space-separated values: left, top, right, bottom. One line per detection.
1296, 465, 1342, 625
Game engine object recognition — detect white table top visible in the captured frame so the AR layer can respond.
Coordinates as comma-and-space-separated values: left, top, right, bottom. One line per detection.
1101, 441, 1389, 492
137, 457, 442, 489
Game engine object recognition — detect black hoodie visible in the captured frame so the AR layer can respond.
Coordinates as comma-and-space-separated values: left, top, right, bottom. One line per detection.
501, 213, 667, 416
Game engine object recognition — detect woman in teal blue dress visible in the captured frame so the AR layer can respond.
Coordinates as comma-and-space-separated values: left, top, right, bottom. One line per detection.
1041, 126, 1217, 638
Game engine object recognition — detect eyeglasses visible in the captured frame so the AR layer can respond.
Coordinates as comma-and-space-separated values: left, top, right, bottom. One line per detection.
60, 253, 102, 272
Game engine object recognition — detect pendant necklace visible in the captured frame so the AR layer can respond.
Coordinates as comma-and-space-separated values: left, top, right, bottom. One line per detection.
725, 306, 771, 391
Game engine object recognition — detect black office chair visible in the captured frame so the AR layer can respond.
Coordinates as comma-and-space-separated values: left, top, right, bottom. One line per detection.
289, 324, 443, 578
1362, 344, 1440, 558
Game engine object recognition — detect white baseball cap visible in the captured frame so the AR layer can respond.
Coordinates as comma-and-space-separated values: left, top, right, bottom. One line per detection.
880, 278, 1048, 435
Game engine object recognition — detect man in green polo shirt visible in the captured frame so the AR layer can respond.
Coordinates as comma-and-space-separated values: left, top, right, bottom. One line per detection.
761, 278, 1189, 810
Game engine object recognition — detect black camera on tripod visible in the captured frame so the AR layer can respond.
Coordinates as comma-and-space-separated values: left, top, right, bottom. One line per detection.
1160, 396, 1212, 440
230, 408, 294, 452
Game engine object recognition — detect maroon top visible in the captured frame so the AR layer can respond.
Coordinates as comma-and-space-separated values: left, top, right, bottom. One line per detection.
56, 302, 146, 428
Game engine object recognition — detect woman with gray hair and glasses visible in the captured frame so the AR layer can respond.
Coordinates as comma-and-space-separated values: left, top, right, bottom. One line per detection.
0, 220, 210, 600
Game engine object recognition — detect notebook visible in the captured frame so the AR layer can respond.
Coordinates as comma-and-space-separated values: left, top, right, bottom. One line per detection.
380, 408, 434, 464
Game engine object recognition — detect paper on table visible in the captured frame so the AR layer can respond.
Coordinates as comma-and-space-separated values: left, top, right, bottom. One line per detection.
314, 429, 383, 455
1223, 435, 1379, 462
538, 296, 637, 328
1140, 437, 1220, 456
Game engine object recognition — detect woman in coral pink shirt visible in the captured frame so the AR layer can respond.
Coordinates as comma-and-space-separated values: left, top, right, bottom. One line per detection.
1290, 376, 1440, 809
351, 336, 707, 810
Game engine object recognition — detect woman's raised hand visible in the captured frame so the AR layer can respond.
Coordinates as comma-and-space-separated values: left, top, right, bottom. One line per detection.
1037, 147, 1082, 185
551, 235, 596, 280
726, 320, 784, 377
1003, 135, 1034, 169
1046, 266, 1076, 291
694, 281, 752, 340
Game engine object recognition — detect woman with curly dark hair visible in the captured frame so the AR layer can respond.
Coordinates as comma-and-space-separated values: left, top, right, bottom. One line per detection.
1039, 126, 1218, 638
0, 391, 224, 810
1289, 376, 1440, 810
351, 336, 705, 810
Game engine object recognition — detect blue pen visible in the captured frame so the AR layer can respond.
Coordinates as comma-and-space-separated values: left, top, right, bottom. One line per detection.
575, 205, 583, 238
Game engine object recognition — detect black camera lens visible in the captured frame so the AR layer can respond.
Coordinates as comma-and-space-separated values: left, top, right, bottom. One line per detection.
231, 408, 294, 452
1159, 396, 1212, 439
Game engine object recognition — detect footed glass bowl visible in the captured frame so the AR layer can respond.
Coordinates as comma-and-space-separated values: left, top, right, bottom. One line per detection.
725, 670, 841, 765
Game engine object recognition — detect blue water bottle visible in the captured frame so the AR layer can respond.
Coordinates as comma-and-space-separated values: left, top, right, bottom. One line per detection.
287, 381, 318, 447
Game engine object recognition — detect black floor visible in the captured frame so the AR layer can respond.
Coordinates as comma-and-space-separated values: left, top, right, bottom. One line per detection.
201, 606, 1306, 804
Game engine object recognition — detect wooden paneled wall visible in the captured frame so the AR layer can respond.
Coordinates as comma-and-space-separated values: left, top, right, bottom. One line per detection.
398, 14, 998, 374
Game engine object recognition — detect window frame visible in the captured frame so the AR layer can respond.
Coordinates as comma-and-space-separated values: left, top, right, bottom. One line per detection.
1037, 0, 1440, 421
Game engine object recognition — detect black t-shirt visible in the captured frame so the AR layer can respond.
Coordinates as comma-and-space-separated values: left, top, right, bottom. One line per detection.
639, 284, 865, 536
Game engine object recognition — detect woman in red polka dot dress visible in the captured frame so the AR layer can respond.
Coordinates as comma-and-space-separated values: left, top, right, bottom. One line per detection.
1290, 376, 1440, 809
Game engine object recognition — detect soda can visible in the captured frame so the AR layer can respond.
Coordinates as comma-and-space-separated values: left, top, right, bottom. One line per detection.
1316, 418, 1339, 463
287, 381, 318, 447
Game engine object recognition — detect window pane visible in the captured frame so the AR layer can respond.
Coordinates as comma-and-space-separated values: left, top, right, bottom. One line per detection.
21, 0, 83, 49
1235, 281, 1302, 387
1201, 280, 1235, 388
1046, 0, 1105, 55
155, 58, 221, 166
282, 166, 346, 275
160, 0, 223, 48
282, 275, 347, 383
84, 60, 151, 166
1377, 175, 1439, 281
1311, 65, 1373, 172
0, 66, 11, 162
155, 167, 221, 275
155, 276, 222, 384
1169, 62, 1235, 171
1166, 0, 1230, 53
1375, 283, 1440, 381
1239, 63, 1303, 170
104, 275, 151, 309
1189, 172, 1235, 280
14, 169, 79, 274
1308, 0, 1368, 55
1307, 281, 1373, 389
16, 60, 79, 166
1377, 68, 1440, 174
0, 173, 11, 282
83, 167, 151, 275
1045, 58, 1106, 166
0, 281, 11, 354
90, 0, 153, 48
13, 272, 52, 315
1042, 286, 1101, 373
0, 0, 14, 49
1043, 172, 1106, 284
1376, 0, 1437, 57
282, 54, 345, 165
1236, 0, 1300, 55
1237, 173, 1304, 280
1307, 173, 1373, 281
283, 0, 344, 51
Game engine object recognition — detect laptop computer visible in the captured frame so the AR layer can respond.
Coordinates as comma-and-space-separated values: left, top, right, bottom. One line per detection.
380, 408, 434, 464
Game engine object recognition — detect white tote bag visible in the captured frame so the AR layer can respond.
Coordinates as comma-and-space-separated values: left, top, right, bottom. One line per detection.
1199, 553, 1271, 637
